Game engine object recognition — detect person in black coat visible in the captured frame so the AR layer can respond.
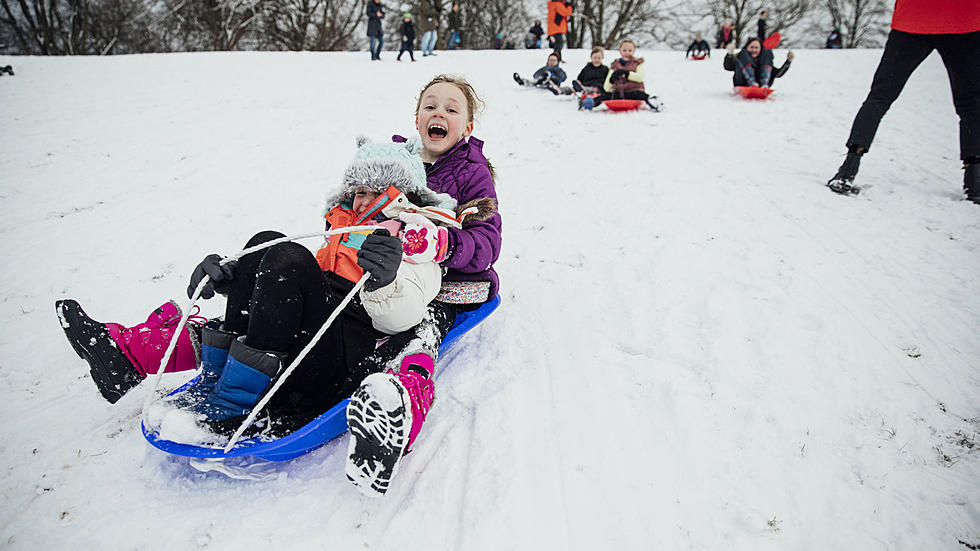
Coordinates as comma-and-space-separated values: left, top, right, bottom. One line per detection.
572, 46, 609, 93
398, 13, 416, 61
758, 10, 768, 39
528, 21, 544, 48
826, 26, 843, 48
723, 37, 793, 87
686, 34, 711, 58
366, 1, 385, 60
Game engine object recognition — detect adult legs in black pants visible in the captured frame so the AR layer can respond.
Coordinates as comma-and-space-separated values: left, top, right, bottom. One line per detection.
830, 30, 980, 200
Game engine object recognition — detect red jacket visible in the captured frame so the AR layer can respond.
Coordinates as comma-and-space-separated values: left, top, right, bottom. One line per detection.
547, 1, 573, 36
891, 0, 980, 34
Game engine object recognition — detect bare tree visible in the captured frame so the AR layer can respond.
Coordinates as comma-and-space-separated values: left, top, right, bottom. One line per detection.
461, 0, 527, 49
706, 0, 811, 45
160, 0, 263, 51
825, 0, 888, 47
0, 0, 162, 54
260, 0, 364, 51
566, 0, 676, 49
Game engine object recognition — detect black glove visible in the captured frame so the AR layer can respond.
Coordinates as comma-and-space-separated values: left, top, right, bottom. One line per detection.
611, 69, 629, 82
356, 229, 403, 292
187, 254, 236, 300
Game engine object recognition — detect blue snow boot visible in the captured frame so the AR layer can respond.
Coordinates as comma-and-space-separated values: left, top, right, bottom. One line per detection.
168, 325, 237, 409
194, 338, 284, 422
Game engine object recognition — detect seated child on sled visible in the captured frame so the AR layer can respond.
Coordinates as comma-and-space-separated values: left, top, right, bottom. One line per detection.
513, 51, 570, 95
58, 137, 491, 431
580, 40, 662, 111
571, 46, 609, 94
686, 34, 711, 58
57, 74, 502, 497
723, 37, 793, 88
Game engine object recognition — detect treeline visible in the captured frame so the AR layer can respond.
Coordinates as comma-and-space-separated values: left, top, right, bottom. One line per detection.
0, 0, 890, 56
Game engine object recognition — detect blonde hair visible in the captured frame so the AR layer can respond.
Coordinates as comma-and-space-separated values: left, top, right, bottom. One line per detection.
415, 74, 485, 124
620, 39, 636, 48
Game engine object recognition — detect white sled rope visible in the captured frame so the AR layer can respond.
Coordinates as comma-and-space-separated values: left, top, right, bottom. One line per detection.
139, 226, 383, 452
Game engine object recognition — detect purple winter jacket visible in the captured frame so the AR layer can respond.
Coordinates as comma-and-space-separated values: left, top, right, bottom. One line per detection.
393, 134, 502, 301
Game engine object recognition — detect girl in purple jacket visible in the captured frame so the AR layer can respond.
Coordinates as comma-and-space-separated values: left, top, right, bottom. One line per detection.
346, 74, 502, 496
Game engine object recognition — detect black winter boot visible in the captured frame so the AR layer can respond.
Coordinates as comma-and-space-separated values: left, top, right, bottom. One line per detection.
964, 158, 980, 205
56, 299, 142, 403
513, 72, 525, 86
827, 146, 865, 195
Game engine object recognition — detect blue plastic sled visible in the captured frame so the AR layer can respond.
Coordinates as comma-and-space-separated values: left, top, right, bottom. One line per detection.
142, 295, 500, 462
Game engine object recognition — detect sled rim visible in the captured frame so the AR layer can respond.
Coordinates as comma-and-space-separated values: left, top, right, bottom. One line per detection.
142, 294, 501, 461
603, 99, 644, 111
734, 86, 773, 99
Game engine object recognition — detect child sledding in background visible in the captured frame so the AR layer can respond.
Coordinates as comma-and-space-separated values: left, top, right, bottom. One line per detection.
56, 74, 502, 497
513, 51, 570, 95
580, 40, 662, 111
572, 46, 609, 94
723, 37, 794, 88
397, 13, 417, 62
686, 34, 711, 58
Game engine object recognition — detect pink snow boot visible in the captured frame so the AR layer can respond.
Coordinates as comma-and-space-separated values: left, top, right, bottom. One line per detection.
56, 299, 204, 403
346, 353, 435, 496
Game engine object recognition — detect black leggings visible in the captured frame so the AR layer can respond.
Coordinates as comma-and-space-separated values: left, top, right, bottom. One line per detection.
222, 231, 466, 419
847, 29, 980, 160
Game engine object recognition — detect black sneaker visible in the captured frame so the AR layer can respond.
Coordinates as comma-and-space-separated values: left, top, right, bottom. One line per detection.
513, 72, 525, 86
55, 300, 142, 403
572, 80, 583, 93
1, 65, 12, 76
827, 151, 863, 195
965, 162, 980, 205
547, 81, 561, 95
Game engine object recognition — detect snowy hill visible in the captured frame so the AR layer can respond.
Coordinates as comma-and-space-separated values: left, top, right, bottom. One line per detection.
0, 48, 977, 550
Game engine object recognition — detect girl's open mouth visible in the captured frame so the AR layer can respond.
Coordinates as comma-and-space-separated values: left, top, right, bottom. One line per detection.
428, 123, 448, 140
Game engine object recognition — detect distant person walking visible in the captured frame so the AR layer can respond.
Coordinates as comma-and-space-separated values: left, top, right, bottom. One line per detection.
419, 0, 443, 56
446, 2, 461, 50
826, 26, 843, 48
716, 21, 736, 48
758, 10, 768, 39
527, 20, 545, 48
547, 0, 574, 57
366, 0, 385, 60
826, 0, 980, 203
397, 13, 416, 61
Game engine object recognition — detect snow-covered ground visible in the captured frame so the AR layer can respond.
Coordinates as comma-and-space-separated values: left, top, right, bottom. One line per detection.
1, 47, 977, 550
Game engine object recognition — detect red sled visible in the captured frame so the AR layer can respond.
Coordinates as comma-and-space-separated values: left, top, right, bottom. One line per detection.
763, 32, 781, 49
603, 99, 644, 111
735, 86, 773, 99
690, 54, 707, 60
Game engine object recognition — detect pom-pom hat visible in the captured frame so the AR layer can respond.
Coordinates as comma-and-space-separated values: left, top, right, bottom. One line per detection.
324, 135, 456, 214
